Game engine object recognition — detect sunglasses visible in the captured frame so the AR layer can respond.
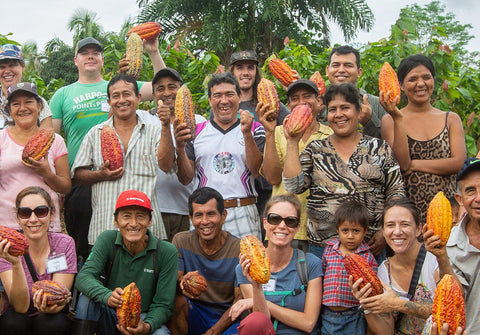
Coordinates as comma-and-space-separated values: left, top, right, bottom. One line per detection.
17, 205, 50, 219
266, 213, 299, 228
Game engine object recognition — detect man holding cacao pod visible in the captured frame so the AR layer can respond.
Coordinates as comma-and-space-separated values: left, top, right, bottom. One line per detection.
72, 75, 167, 246
50, 36, 166, 264
169, 73, 265, 239
168, 187, 243, 335
73, 190, 178, 335
445, 158, 480, 334
325, 46, 386, 139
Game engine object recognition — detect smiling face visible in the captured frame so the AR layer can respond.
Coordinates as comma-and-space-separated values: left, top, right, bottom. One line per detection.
208, 82, 240, 128
108, 80, 141, 121
263, 201, 299, 247
326, 93, 360, 138
153, 76, 181, 111
17, 194, 53, 241
74, 45, 104, 75
0, 60, 24, 91
457, 170, 480, 225
9, 91, 41, 128
287, 86, 321, 118
190, 198, 226, 242
400, 64, 434, 105
383, 206, 421, 254
326, 53, 362, 85
115, 205, 152, 245
232, 60, 257, 92
337, 220, 367, 253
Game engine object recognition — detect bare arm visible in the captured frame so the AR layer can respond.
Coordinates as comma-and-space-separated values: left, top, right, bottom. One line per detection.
24, 154, 71, 194
156, 101, 175, 172
240, 110, 263, 178
39, 116, 53, 130
73, 165, 124, 185
139, 38, 166, 101
173, 120, 195, 185
52, 118, 63, 135
282, 115, 303, 178
258, 102, 283, 185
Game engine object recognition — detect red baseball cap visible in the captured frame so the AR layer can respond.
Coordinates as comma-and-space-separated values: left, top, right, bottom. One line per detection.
115, 190, 152, 211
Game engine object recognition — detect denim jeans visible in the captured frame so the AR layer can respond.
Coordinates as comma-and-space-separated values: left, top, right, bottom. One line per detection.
308, 245, 325, 260
76, 293, 170, 335
320, 306, 366, 335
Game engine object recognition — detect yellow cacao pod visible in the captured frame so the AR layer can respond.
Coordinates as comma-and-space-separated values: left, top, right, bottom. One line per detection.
175, 84, 196, 141
257, 78, 280, 120
240, 235, 270, 284
432, 274, 465, 335
426, 191, 453, 247
378, 62, 401, 105
126, 32, 143, 80
268, 58, 296, 87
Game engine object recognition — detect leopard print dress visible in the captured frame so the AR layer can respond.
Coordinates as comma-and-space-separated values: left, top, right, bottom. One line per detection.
404, 112, 456, 224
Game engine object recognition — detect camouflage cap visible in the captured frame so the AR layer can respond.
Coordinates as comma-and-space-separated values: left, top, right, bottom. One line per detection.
229, 50, 258, 66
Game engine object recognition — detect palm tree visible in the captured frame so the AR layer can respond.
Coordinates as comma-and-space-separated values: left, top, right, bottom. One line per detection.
21, 41, 44, 75
67, 8, 104, 46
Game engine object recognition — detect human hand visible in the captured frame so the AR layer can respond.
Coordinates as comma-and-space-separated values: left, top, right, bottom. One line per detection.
359, 280, 398, 314
0, 238, 20, 265
143, 37, 159, 54
180, 271, 202, 299
156, 100, 172, 126
33, 288, 68, 314
107, 287, 124, 309
359, 94, 372, 126
117, 320, 151, 335
348, 276, 373, 302
282, 115, 303, 142
229, 298, 253, 321
239, 109, 254, 134
173, 119, 193, 149
367, 230, 386, 256
100, 163, 125, 181
118, 54, 128, 74
431, 322, 466, 335
257, 101, 277, 133
423, 225, 447, 259
22, 156, 51, 177
379, 91, 402, 119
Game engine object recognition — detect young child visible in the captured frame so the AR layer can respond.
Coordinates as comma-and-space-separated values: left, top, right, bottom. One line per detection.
321, 200, 378, 335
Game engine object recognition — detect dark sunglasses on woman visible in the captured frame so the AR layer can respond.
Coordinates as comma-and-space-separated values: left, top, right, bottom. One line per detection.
17, 205, 50, 219
266, 213, 299, 228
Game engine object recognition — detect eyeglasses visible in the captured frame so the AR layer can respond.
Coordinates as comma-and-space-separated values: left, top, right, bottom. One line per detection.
266, 213, 299, 228
17, 205, 50, 219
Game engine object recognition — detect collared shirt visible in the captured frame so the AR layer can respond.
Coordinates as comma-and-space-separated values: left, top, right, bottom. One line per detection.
446, 216, 480, 334
322, 238, 377, 307
71, 115, 166, 243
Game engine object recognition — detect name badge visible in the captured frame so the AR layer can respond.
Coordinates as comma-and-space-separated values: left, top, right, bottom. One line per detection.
46, 253, 68, 274
263, 277, 276, 292
101, 100, 110, 112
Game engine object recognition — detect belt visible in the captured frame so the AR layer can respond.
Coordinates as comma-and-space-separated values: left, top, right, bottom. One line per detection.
224, 197, 256, 209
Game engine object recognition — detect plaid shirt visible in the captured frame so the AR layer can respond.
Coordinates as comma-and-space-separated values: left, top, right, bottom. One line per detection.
322, 238, 378, 307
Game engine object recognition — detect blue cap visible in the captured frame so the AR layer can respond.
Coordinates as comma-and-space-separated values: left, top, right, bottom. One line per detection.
0, 44, 23, 61
457, 157, 480, 181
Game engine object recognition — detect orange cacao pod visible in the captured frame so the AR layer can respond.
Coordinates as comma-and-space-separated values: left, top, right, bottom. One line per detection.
309, 71, 326, 96
257, 78, 280, 120
22, 128, 55, 163
432, 274, 465, 335
126, 32, 143, 79
126, 22, 162, 40
175, 84, 196, 141
426, 191, 452, 247
284, 104, 313, 136
183, 271, 207, 298
101, 125, 124, 170
32, 280, 71, 306
268, 58, 296, 87
344, 253, 383, 296
240, 235, 270, 284
117, 282, 141, 329
0, 225, 29, 256
378, 62, 401, 105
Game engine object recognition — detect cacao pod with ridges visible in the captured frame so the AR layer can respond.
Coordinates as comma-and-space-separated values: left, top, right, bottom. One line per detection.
257, 78, 280, 120
432, 274, 465, 335
344, 253, 383, 296
175, 84, 196, 141
240, 235, 270, 284
117, 282, 141, 329
284, 104, 313, 136
426, 191, 452, 247
126, 32, 143, 80
32, 280, 71, 306
100, 125, 124, 170
268, 58, 296, 87
0, 225, 29, 256
309, 71, 326, 96
378, 62, 401, 105
126, 22, 162, 40
22, 128, 55, 163
183, 271, 207, 298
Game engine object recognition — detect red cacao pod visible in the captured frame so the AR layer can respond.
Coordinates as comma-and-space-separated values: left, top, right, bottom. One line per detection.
240, 235, 270, 284
0, 225, 29, 256
175, 84, 196, 141
100, 125, 124, 170
344, 253, 383, 297
284, 104, 313, 136
432, 274, 465, 335
257, 78, 280, 120
32, 280, 71, 306
22, 128, 55, 163
309, 71, 326, 96
183, 271, 207, 298
426, 192, 453, 247
378, 62, 401, 105
268, 58, 296, 87
117, 282, 141, 329
126, 22, 162, 40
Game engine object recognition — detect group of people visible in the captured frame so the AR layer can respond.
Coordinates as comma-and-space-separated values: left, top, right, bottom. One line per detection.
0, 33, 477, 335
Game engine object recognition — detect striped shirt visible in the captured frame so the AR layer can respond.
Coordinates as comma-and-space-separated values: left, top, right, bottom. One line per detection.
71, 115, 166, 244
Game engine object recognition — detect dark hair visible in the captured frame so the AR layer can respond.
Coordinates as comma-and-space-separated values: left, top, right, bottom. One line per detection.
396, 54, 435, 85
381, 197, 420, 227
15, 186, 54, 209
0, 58, 25, 67
448, 195, 459, 210
6, 91, 43, 113
188, 187, 225, 216
263, 193, 302, 219
329, 46, 361, 69
107, 74, 139, 99
323, 83, 361, 111
334, 200, 369, 230
207, 72, 241, 98
229, 62, 262, 101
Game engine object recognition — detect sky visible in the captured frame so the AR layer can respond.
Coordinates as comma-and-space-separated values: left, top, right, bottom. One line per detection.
1, 0, 479, 53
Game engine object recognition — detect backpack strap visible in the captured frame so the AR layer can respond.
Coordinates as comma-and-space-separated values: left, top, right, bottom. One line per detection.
296, 248, 309, 289
101, 233, 121, 286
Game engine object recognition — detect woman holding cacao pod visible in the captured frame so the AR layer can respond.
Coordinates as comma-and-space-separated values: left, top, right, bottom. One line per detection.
233, 194, 323, 334
283, 83, 405, 263
352, 198, 461, 335
0, 186, 77, 334
0, 83, 71, 233
380, 54, 466, 225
